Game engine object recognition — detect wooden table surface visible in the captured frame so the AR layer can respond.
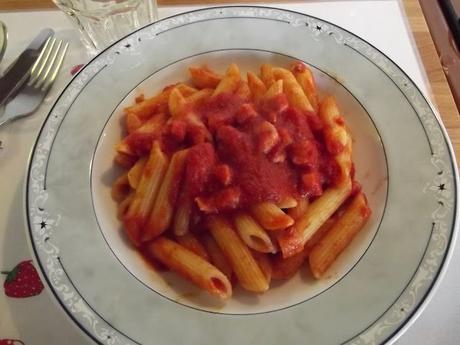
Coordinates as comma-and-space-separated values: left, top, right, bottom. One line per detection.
1, 0, 459, 162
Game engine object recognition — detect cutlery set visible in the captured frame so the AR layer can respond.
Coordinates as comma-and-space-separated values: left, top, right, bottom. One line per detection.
0, 25, 68, 128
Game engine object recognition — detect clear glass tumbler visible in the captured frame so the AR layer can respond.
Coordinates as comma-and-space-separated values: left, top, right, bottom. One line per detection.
53, 0, 158, 55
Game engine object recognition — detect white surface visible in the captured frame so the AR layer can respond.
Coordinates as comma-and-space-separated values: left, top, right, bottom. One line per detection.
0, 1, 458, 344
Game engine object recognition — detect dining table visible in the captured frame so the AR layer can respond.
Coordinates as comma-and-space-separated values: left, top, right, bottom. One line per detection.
0, 1, 459, 344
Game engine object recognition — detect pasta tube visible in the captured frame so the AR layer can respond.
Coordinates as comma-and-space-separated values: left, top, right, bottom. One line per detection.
143, 148, 189, 241
123, 141, 168, 246
309, 193, 371, 278
208, 216, 269, 292
251, 202, 294, 230
148, 237, 232, 299
234, 213, 277, 253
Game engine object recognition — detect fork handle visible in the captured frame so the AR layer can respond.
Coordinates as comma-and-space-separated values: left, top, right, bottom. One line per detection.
0, 117, 10, 128
0, 114, 12, 128
0, 111, 21, 128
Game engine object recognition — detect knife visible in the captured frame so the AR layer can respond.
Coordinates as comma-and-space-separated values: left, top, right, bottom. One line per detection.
0, 28, 54, 107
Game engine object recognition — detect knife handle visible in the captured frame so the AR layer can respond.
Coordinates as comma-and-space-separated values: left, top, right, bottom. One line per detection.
0, 59, 31, 106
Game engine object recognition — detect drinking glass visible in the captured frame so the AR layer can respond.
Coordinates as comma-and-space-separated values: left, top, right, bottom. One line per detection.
53, 0, 158, 55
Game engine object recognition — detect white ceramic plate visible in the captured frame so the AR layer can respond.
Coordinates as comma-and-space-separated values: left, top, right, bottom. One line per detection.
26, 6, 458, 345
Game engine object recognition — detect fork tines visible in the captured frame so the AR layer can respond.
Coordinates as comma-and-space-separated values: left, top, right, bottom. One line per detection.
29, 36, 69, 91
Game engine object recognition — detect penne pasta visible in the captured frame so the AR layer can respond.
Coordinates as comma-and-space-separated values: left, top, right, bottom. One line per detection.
234, 213, 277, 253
202, 234, 233, 280
111, 172, 131, 202
264, 79, 283, 99
256, 120, 279, 154
319, 97, 349, 152
319, 97, 352, 185
270, 215, 337, 279
168, 87, 188, 118
125, 89, 170, 120
195, 187, 241, 214
173, 196, 193, 236
143, 148, 189, 241
175, 233, 210, 261
117, 113, 167, 156
185, 88, 213, 107
212, 63, 241, 97
135, 94, 145, 103
251, 250, 272, 283
251, 202, 294, 231
271, 217, 334, 280
117, 192, 134, 221
208, 216, 269, 292
116, 140, 134, 157
127, 156, 147, 189
260, 63, 276, 88
176, 83, 198, 97
287, 198, 309, 219
278, 180, 352, 258
291, 62, 319, 112
277, 196, 298, 209
123, 142, 168, 246
276, 98, 355, 257
235, 80, 251, 100
184, 112, 212, 144
125, 111, 143, 134
189, 66, 222, 89
272, 67, 314, 113
247, 71, 267, 104
261, 78, 290, 123
125, 83, 195, 120
309, 193, 371, 278
148, 237, 232, 299
303, 215, 337, 256
271, 250, 307, 280
112, 63, 372, 298
114, 152, 137, 168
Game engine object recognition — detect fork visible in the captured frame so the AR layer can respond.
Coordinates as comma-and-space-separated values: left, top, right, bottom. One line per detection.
0, 36, 68, 128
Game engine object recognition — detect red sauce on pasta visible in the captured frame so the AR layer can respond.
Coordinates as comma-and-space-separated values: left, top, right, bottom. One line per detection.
154, 92, 340, 215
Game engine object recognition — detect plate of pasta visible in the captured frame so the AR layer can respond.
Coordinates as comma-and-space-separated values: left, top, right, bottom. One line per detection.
26, 6, 458, 345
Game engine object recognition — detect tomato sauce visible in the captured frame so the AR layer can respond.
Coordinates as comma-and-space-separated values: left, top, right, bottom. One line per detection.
184, 143, 216, 196
217, 124, 297, 203
156, 90, 341, 215
125, 131, 158, 156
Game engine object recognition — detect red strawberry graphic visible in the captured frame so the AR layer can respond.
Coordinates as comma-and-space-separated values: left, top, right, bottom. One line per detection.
70, 63, 84, 75
0, 339, 25, 345
2, 260, 44, 298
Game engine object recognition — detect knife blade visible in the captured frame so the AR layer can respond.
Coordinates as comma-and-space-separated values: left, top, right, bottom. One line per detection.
0, 28, 54, 107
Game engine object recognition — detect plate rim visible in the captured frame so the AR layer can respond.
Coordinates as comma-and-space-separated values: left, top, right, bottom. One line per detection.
24, 5, 460, 345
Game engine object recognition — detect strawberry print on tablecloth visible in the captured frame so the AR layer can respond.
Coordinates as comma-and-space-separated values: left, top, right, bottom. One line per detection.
70, 64, 84, 76
0, 340, 25, 345
2, 260, 44, 298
